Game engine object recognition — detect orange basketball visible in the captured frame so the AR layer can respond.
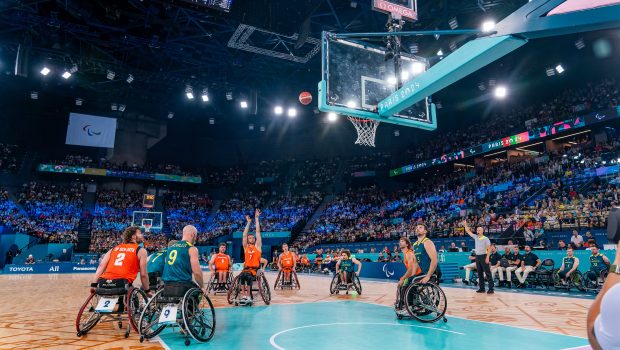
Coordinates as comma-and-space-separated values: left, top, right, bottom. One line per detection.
299, 91, 312, 105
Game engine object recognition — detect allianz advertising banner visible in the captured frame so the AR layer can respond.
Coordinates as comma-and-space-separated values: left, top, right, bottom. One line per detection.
65, 113, 117, 148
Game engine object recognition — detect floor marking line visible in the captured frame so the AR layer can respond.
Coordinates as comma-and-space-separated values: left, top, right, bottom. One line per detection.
356, 300, 589, 340
269, 322, 465, 350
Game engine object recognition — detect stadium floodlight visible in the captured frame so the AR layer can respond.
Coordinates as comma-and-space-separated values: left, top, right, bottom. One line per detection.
209, 118, 215, 125
546, 67, 556, 76
478, 82, 486, 91
394, 129, 400, 137
411, 62, 425, 75
481, 20, 496, 33
62, 71, 71, 79
167, 112, 174, 119
40, 67, 50, 76
274, 106, 283, 115
30, 91, 38, 99
240, 100, 248, 108
106, 70, 115, 80
249, 124, 254, 131
111, 103, 118, 111
437, 49, 444, 56
126, 74, 134, 83
555, 64, 565, 74
69, 64, 78, 73
287, 107, 297, 117
327, 112, 338, 122
448, 17, 458, 30
494, 85, 508, 99
387, 76, 397, 85
346, 100, 357, 108
226, 91, 233, 100
185, 85, 194, 100
201, 88, 209, 102
75, 98, 83, 106
260, 125, 266, 132
119, 104, 126, 112
575, 38, 585, 50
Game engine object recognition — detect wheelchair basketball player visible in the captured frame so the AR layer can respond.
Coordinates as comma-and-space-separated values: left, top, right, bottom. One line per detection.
335, 250, 362, 285
90, 226, 151, 311
278, 243, 296, 285
146, 240, 177, 290
208, 242, 232, 291
237, 209, 263, 305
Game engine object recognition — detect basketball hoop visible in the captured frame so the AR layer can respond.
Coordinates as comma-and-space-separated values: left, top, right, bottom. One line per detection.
348, 117, 380, 147
143, 223, 152, 233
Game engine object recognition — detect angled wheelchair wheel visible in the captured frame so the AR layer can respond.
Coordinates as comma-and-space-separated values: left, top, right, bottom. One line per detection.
571, 271, 585, 292
138, 289, 166, 340
273, 270, 283, 290
292, 270, 301, 290
405, 283, 447, 323
329, 274, 339, 295
352, 274, 362, 295
582, 271, 600, 292
257, 271, 271, 305
127, 287, 148, 333
227, 275, 241, 305
76, 292, 103, 336
182, 288, 216, 343
206, 274, 216, 294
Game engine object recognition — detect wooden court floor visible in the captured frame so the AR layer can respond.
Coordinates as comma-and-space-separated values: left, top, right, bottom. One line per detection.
0, 272, 592, 349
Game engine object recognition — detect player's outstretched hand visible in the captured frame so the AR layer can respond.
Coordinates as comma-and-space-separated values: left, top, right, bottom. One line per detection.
255, 208, 261, 218
246, 215, 251, 223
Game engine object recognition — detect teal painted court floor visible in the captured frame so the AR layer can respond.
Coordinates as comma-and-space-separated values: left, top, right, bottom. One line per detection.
156, 301, 589, 350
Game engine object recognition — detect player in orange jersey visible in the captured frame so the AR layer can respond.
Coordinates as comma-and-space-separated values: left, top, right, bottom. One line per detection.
90, 226, 151, 311
238, 209, 263, 304
278, 243, 296, 285
209, 242, 231, 290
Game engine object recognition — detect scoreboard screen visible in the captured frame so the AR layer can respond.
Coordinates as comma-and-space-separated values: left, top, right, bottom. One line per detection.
143, 194, 155, 209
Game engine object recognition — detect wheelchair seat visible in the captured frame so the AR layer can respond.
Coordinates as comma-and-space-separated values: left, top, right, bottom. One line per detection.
96, 278, 130, 296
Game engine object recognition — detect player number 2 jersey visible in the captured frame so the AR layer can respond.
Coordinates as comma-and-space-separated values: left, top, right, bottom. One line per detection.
101, 243, 141, 283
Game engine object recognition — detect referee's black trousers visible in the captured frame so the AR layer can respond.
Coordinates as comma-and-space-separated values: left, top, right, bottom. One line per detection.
475, 255, 494, 291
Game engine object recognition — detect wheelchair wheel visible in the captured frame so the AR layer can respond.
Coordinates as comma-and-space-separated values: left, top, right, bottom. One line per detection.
329, 274, 339, 295
405, 283, 447, 323
127, 288, 148, 333
206, 275, 216, 294
76, 292, 103, 336
257, 271, 271, 305
582, 271, 599, 292
273, 270, 282, 290
227, 275, 241, 305
352, 274, 362, 295
182, 288, 216, 343
571, 271, 585, 292
292, 270, 301, 290
138, 289, 166, 340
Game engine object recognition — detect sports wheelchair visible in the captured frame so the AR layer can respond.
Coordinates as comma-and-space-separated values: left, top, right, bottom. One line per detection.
76, 278, 148, 338
206, 271, 234, 295
553, 269, 585, 292
395, 275, 447, 323
329, 271, 362, 295
227, 269, 271, 306
274, 269, 301, 290
138, 282, 216, 346
582, 270, 608, 294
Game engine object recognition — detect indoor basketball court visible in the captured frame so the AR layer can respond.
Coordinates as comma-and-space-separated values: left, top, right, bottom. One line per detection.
0, 273, 594, 349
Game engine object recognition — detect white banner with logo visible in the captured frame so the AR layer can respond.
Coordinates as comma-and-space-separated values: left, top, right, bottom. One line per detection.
65, 113, 117, 148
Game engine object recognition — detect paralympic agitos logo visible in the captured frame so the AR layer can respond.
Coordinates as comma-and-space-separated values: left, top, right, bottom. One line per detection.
82, 124, 102, 136
382, 264, 394, 278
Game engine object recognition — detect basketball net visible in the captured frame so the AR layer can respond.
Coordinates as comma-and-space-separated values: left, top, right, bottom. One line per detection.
143, 223, 152, 233
348, 117, 380, 147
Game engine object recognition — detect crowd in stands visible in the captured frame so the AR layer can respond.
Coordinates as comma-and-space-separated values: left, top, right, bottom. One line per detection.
294, 129, 620, 251
404, 78, 619, 162
166, 191, 213, 239
89, 190, 143, 252
204, 167, 243, 186
16, 182, 82, 244
293, 159, 339, 190
0, 143, 19, 173
48, 154, 198, 176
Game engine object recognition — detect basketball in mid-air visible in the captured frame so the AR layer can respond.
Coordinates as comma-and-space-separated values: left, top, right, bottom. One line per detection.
299, 91, 312, 105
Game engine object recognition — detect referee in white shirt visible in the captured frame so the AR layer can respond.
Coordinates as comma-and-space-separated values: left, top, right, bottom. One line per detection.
463, 221, 494, 294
